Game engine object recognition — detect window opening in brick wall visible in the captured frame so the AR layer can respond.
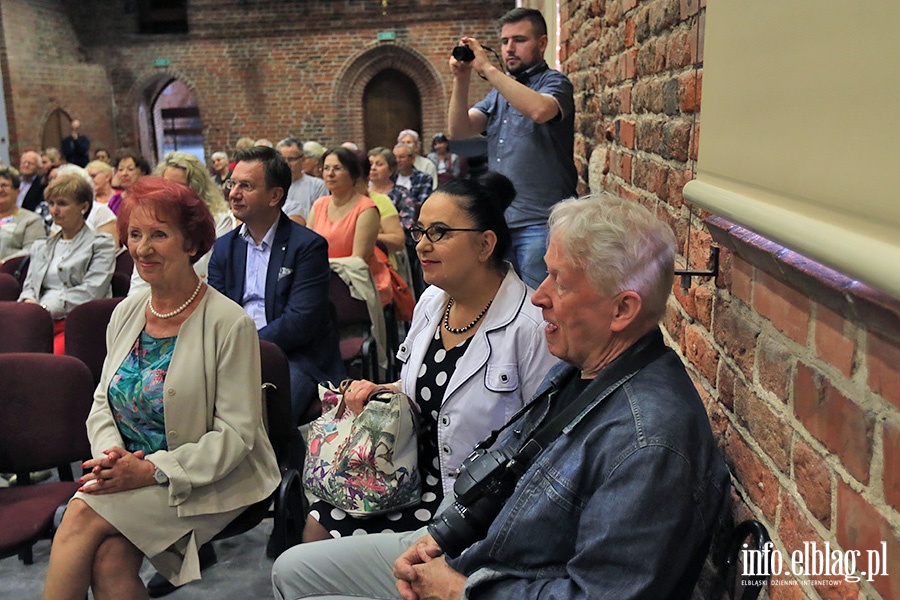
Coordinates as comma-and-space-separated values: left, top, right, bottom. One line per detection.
363, 69, 422, 152
151, 80, 204, 164
138, 0, 188, 35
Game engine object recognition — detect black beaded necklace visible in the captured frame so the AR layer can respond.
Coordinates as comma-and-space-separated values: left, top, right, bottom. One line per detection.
442, 298, 493, 334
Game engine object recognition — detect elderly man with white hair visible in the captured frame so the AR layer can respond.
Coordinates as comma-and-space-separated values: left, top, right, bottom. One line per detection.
272, 193, 730, 600
397, 129, 438, 188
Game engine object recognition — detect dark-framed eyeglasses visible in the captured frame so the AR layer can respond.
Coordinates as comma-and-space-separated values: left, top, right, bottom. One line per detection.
409, 224, 484, 243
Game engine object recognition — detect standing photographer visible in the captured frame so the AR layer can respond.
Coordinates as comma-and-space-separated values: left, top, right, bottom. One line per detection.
447, 7, 577, 290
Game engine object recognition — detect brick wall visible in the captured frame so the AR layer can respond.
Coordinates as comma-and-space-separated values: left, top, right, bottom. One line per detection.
561, 0, 900, 598
59, 0, 510, 161
0, 0, 116, 160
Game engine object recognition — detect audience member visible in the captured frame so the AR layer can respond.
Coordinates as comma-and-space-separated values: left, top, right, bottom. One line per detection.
392, 143, 433, 214
0, 165, 46, 262
272, 193, 730, 600
448, 7, 577, 288
302, 141, 326, 178
309, 147, 392, 306
17, 150, 45, 211
255, 138, 274, 148
369, 146, 423, 297
56, 164, 118, 246
398, 129, 438, 188
108, 150, 151, 214
40, 148, 63, 184
427, 133, 463, 185
86, 160, 116, 204
18, 174, 115, 354
61, 118, 91, 167
93, 148, 113, 165
293, 172, 556, 545
210, 151, 231, 190
209, 145, 344, 425
41, 176, 280, 599
353, 150, 405, 253
276, 137, 328, 226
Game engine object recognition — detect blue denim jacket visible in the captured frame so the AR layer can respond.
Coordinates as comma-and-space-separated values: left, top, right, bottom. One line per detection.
446, 329, 731, 599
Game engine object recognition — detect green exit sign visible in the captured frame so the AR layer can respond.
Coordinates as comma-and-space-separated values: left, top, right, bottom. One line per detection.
377, 32, 396, 41
153, 58, 170, 67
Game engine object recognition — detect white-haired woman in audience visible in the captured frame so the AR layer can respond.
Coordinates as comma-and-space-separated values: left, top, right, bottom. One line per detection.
210, 151, 231, 191
18, 174, 116, 353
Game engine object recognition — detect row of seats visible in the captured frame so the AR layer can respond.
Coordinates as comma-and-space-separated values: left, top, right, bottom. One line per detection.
0, 297, 308, 566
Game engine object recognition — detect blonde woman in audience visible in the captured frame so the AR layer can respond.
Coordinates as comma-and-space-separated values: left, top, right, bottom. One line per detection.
0, 165, 46, 262
155, 152, 233, 236
18, 174, 115, 353
87, 160, 116, 204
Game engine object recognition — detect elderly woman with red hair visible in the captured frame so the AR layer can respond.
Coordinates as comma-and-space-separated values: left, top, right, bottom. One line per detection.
42, 176, 280, 600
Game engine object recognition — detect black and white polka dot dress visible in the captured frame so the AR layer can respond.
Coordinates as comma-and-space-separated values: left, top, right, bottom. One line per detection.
310, 327, 472, 538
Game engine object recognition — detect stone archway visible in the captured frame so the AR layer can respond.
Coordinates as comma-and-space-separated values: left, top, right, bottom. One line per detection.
126, 69, 204, 165
333, 44, 445, 149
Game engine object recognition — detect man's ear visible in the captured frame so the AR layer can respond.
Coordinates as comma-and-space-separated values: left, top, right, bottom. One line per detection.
610, 291, 643, 333
538, 34, 549, 55
270, 187, 285, 208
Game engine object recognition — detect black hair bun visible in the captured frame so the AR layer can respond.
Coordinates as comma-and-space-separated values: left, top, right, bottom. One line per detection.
475, 171, 516, 211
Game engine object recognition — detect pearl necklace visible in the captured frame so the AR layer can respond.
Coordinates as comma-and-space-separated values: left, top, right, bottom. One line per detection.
148, 279, 203, 319
442, 298, 493, 334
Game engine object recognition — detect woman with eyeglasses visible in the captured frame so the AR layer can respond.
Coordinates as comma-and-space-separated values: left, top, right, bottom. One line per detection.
308, 147, 392, 306
292, 171, 556, 545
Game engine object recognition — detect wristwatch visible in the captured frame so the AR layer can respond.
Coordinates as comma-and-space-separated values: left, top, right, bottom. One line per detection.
152, 464, 169, 486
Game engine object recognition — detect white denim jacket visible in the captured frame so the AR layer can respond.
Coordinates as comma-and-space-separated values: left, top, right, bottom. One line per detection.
397, 267, 556, 495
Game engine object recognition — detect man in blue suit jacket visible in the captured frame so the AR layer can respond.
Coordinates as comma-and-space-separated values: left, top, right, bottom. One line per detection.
208, 146, 344, 424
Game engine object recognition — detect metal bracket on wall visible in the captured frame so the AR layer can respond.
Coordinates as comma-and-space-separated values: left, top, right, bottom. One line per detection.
674, 246, 719, 291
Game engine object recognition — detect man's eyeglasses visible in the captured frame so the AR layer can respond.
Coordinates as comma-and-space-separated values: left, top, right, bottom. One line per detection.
409, 224, 484, 243
224, 179, 255, 193
283, 156, 302, 163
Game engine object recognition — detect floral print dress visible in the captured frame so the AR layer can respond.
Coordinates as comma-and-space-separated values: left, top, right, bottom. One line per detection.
107, 330, 176, 453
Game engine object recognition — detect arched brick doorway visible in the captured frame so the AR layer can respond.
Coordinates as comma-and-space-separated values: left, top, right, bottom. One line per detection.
41, 108, 72, 153
363, 69, 422, 151
334, 44, 445, 150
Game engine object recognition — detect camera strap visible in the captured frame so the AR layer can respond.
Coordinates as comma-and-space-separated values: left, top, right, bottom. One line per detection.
510, 331, 669, 468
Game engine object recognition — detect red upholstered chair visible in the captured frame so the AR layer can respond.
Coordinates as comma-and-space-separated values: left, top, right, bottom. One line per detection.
115, 250, 134, 278
63, 297, 124, 386
0, 273, 21, 301
0, 301, 53, 354
0, 353, 94, 564
328, 271, 378, 382
0, 255, 29, 286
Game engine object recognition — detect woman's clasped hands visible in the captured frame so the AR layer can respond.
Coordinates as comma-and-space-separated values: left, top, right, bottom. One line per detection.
78, 446, 156, 494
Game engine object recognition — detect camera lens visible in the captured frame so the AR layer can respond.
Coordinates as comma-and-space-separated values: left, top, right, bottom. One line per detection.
452, 45, 475, 62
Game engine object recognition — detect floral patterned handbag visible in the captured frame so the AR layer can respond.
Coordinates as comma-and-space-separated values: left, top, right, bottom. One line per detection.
303, 382, 422, 517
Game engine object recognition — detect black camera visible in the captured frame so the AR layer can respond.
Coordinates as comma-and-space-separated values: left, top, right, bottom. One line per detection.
428, 444, 523, 558
452, 44, 475, 62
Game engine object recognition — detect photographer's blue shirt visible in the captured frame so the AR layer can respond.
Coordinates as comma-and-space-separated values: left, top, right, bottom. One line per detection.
473, 61, 577, 230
